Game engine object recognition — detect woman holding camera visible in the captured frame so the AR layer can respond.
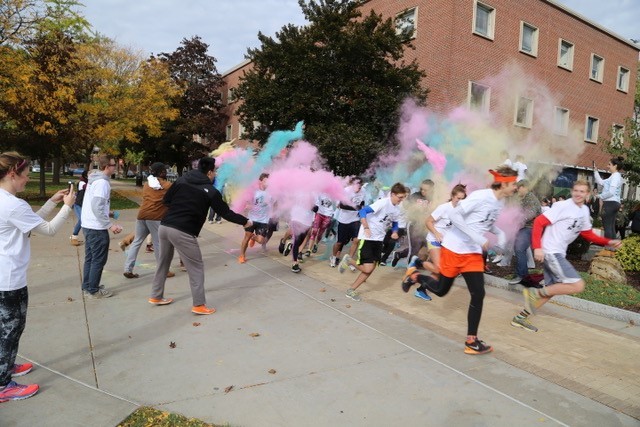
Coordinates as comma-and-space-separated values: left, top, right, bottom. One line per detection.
594, 156, 624, 239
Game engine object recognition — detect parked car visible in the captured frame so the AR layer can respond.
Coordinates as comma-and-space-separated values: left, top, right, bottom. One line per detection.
126, 170, 136, 177
71, 168, 85, 176
31, 165, 40, 173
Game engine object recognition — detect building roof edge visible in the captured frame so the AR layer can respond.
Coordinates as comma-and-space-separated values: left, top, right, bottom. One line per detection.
221, 59, 252, 78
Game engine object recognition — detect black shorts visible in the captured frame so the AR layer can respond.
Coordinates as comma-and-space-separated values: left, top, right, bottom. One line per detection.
357, 240, 384, 265
337, 221, 360, 245
245, 221, 269, 237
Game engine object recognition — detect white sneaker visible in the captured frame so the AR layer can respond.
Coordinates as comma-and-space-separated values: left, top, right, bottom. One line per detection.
492, 255, 503, 264
330, 256, 337, 268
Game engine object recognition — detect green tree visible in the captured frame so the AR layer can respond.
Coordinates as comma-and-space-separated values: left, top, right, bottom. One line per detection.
155, 36, 227, 173
235, 0, 427, 175
605, 61, 640, 187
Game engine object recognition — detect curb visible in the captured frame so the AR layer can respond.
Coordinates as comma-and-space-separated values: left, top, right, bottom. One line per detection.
484, 274, 640, 325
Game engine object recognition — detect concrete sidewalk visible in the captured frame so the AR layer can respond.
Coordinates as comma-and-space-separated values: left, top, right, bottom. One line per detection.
3, 192, 639, 426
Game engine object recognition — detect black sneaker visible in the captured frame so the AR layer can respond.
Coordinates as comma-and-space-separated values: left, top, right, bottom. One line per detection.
401, 267, 417, 293
304, 250, 311, 258
464, 338, 493, 355
291, 263, 301, 273
283, 242, 292, 257
312, 244, 318, 253
278, 239, 285, 254
391, 252, 402, 267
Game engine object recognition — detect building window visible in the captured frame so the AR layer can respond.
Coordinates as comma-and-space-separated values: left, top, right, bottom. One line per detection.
554, 107, 569, 136
395, 7, 417, 39
611, 124, 624, 147
225, 124, 233, 141
473, 1, 495, 40
617, 67, 630, 92
519, 22, 538, 56
584, 116, 599, 143
227, 87, 236, 104
514, 97, 533, 128
238, 123, 246, 140
590, 54, 604, 82
468, 81, 491, 113
557, 39, 574, 70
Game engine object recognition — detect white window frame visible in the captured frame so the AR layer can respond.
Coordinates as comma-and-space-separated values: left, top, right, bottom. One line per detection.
553, 106, 569, 136
617, 66, 630, 93
589, 54, 604, 83
519, 21, 538, 57
611, 124, 624, 147
514, 97, 534, 128
227, 87, 236, 104
557, 39, 574, 71
468, 81, 491, 113
395, 7, 417, 39
238, 123, 246, 140
225, 124, 233, 141
584, 115, 599, 143
472, 1, 495, 40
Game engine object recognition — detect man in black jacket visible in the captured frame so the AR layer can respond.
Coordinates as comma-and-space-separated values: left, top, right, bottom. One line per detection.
149, 157, 251, 314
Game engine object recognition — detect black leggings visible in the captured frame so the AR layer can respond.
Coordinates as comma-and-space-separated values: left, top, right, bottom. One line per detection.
0, 287, 28, 387
416, 272, 485, 336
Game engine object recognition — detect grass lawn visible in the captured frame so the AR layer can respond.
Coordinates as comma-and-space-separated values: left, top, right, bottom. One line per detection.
118, 407, 222, 427
21, 176, 139, 210
579, 273, 640, 312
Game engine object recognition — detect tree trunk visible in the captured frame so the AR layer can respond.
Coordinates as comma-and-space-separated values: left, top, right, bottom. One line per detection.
38, 156, 46, 197
52, 157, 61, 184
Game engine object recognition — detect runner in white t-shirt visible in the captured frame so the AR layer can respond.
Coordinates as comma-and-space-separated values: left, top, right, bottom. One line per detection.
0, 151, 75, 403
239, 173, 272, 264
339, 183, 408, 301
301, 193, 335, 257
402, 166, 518, 355
511, 180, 621, 333
330, 177, 365, 268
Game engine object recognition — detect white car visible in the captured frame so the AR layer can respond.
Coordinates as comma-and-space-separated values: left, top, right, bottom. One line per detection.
31, 165, 40, 173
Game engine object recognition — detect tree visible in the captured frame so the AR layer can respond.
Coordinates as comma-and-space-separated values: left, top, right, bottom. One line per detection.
605, 61, 640, 187
235, 0, 427, 175
155, 36, 227, 172
0, 0, 43, 46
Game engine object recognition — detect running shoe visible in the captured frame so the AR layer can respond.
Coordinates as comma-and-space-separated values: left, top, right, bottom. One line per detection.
510, 316, 538, 332
278, 239, 285, 254
464, 338, 493, 355
338, 254, 351, 274
291, 263, 301, 273
379, 261, 387, 266
0, 381, 39, 402
166, 271, 175, 278
238, 255, 246, 264
492, 255, 503, 264
414, 289, 432, 301
304, 250, 311, 258
508, 276, 523, 285
348, 265, 356, 272
192, 305, 216, 315
401, 267, 418, 293
208, 220, 214, 224
11, 363, 33, 378
312, 243, 318, 253
523, 288, 540, 314
148, 297, 174, 305
329, 256, 337, 268
391, 251, 402, 267
345, 288, 361, 301
283, 242, 292, 256
84, 288, 113, 299
145, 244, 154, 253
123, 272, 139, 279
408, 255, 420, 268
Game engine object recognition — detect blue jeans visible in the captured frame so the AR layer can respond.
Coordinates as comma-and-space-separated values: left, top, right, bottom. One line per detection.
72, 204, 82, 236
82, 228, 110, 294
124, 220, 161, 272
514, 227, 532, 278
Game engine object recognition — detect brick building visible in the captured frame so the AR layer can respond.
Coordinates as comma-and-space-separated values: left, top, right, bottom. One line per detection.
220, 0, 638, 184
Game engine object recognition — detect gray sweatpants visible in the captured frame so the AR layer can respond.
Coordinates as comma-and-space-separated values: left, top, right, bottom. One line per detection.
151, 225, 206, 306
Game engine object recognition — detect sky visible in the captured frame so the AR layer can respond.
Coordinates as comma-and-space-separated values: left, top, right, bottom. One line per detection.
81, 0, 639, 74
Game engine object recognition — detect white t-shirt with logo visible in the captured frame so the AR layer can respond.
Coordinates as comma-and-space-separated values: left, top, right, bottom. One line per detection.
443, 189, 504, 254
541, 199, 591, 255
316, 194, 335, 217
337, 186, 365, 224
248, 189, 271, 224
426, 201, 455, 242
357, 197, 401, 241
0, 189, 45, 291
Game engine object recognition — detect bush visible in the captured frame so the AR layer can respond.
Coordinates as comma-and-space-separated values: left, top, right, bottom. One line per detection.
616, 235, 640, 271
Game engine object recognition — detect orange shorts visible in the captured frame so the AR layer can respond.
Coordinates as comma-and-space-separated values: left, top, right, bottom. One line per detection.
439, 246, 484, 278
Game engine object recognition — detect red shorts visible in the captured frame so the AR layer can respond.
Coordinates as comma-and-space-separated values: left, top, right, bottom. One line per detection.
439, 246, 484, 278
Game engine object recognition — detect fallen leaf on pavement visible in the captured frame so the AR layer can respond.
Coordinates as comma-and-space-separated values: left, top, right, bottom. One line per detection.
319, 288, 326, 292
268, 369, 276, 374
330, 298, 336, 302
67, 297, 74, 302
193, 322, 201, 327
345, 305, 351, 308
169, 341, 176, 348
249, 332, 260, 337
224, 385, 234, 393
